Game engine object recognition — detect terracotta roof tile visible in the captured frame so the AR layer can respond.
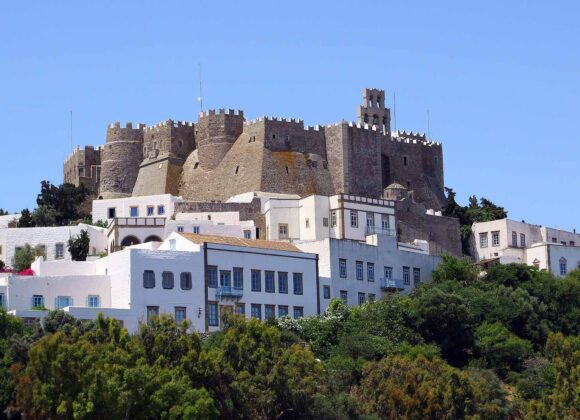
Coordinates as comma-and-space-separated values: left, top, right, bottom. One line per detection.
179, 233, 302, 253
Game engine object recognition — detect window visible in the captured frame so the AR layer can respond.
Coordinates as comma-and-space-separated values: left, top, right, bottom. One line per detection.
143, 270, 155, 288
0, 293, 3, 308
278, 305, 289, 317
180, 272, 192, 290
560, 258, 567, 276
367, 262, 375, 282
323, 285, 331, 299
358, 292, 366, 306
32, 295, 44, 308
331, 211, 337, 227
403, 156, 408, 166
243, 230, 251, 239
350, 210, 358, 228
235, 303, 245, 316
157, 205, 165, 215
278, 272, 288, 294
177, 226, 184, 233
339, 259, 347, 278
207, 266, 218, 288
130, 207, 139, 217
366, 212, 375, 230
492, 231, 500, 247
293, 306, 304, 319
368, 293, 376, 303
322, 217, 329, 227
570, 241, 576, 247
251, 304, 261, 320
520, 233, 526, 248
265, 271, 275, 293
552, 237, 557, 243
356, 261, 364, 281
208, 302, 218, 326
55, 296, 72, 309
512, 232, 518, 247
384, 266, 393, 279
108, 208, 116, 219
147, 206, 154, 216
381, 214, 390, 231
251, 269, 261, 291
88, 295, 100, 308
220, 270, 231, 287
233, 268, 243, 290
175, 307, 186, 324
293, 273, 303, 295
265, 305, 275, 320
162, 271, 174, 289
192, 226, 200, 234
413, 268, 421, 285
340, 290, 348, 303
55, 243, 64, 259
278, 223, 289, 239
403, 266, 410, 285
479, 233, 488, 248
305, 218, 310, 228
147, 306, 159, 323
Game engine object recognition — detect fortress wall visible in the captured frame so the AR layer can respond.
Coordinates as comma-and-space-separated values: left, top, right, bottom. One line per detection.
143, 120, 195, 162
251, 118, 327, 157
196, 109, 244, 170
345, 124, 384, 198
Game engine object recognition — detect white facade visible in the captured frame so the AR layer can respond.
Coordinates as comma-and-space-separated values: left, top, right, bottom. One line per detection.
296, 234, 440, 312
471, 218, 580, 277
1, 233, 319, 333
92, 194, 183, 222
263, 194, 396, 242
0, 224, 107, 267
0, 214, 20, 229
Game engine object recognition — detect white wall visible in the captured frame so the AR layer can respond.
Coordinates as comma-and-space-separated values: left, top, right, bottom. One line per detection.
0, 224, 107, 267
0, 214, 20, 229
92, 194, 182, 222
296, 235, 440, 312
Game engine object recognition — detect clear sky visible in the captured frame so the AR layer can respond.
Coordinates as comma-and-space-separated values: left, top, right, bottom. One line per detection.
1, 1, 578, 231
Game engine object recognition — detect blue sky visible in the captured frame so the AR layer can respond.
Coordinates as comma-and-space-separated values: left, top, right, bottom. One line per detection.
1, 1, 578, 231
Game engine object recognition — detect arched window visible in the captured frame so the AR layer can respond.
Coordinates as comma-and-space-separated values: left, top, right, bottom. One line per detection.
144, 235, 162, 243
372, 114, 379, 125
559, 257, 567, 276
376, 96, 381, 107
364, 114, 369, 123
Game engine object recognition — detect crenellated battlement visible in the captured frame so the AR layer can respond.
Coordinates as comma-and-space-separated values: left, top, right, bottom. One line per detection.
243, 116, 304, 125
108, 122, 146, 130
198, 108, 244, 118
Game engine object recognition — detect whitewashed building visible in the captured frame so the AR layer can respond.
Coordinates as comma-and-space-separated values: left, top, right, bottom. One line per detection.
0, 224, 107, 267
471, 218, 580, 277
1, 233, 318, 332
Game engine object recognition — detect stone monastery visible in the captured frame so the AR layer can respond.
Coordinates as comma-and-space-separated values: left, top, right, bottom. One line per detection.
65, 88, 460, 256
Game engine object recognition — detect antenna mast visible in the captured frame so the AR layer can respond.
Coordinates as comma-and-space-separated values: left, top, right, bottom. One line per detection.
198, 63, 204, 112
393, 92, 397, 133
70, 108, 73, 152
427, 108, 431, 140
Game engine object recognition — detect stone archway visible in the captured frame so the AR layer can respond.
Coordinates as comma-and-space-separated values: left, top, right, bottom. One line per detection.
121, 236, 141, 247
144, 235, 162, 243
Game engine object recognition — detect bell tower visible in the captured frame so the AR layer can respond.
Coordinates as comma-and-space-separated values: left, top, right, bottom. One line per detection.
357, 88, 391, 134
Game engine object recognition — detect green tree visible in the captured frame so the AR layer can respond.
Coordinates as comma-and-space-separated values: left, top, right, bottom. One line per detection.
475, 321, 533, 377
412, 288, 475, 365
68, 229, 90, 261
12, 244, 37, 272
17, 208, 34, 227
0, 209, 8, 216
432, 254, 479, 285
31, 205, 59, 227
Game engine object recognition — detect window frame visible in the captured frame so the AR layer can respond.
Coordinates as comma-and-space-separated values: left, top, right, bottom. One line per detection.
356, 261, 364, 281
55, 243, 65, 259
358, 292, 366, 306
491, 231, 500, 247
293, 272, 303, 295
323, 285, 331, 299
278, 223, 289, 239
55, 296, 72, 309
367, 262, 375, 282
350, 210, 358, 228
180, 272, 192, 290
143, 270, 156, 289
251, 304, 261, 320
479, 232, 488, 248
207, 266, 218, 288
278, 271, 288, 294
413, 268, 421, 285
265, 271, 275, 293
251, 269, 262, 292
233, 268, 243, 290
32, 294, 44, 308
220, 270, 231, 287
208, 302, 219, 326
265, 304, 275, 320
157, 205, 165, 215
340, 290, 348, 303
175, 306, 187, 324
403, 266, 410, 285
146, 206, 154, 216
293, 306, 304, 319
339, 259, 347, 278
162, 271, 175, 289
130, 206, 139, 217
87, 295, 100, 308
278, 305, 289, 317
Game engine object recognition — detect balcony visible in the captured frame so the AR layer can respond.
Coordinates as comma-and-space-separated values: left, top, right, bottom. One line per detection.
216, 286, 243, 298
380, 277, 404, 291
365, 226, 396, 236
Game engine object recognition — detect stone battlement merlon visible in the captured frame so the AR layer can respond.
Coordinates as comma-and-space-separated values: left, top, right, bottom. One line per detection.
198, 109, 244, 118
108, 122, 146, 130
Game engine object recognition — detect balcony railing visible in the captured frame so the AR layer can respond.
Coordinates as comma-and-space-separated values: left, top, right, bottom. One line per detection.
365, 226, 396, 236
216, 286, 243, 298
380, 277, 405, 290
113, 217, 166, 227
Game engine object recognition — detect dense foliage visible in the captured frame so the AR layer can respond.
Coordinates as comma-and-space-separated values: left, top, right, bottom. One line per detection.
17, 181, 89, 228
443, 188, 508, 255
0, 258, 578, 419
12, 244, 45, 272
67, 229, 90, 261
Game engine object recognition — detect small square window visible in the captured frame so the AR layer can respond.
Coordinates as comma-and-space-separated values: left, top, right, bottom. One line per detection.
130, 207, 139, 217
278, 305, 289, 317
108, 208, 116, 219
157, 205, 165, 215
32, 295, 44, 308
177, 226, 184, 233
322, 217, 329, 227
293, 306, 304, 319
243, 230, 251, 239
88, 295, 100, 308
56, 296, 72, 309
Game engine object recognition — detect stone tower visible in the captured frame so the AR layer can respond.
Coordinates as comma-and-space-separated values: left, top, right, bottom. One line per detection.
195, 109, 244, 171
99, 122, 145, 199
357, 88, 391, 134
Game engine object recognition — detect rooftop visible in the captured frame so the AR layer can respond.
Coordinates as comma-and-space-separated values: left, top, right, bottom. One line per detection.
178, 233, 302, 253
